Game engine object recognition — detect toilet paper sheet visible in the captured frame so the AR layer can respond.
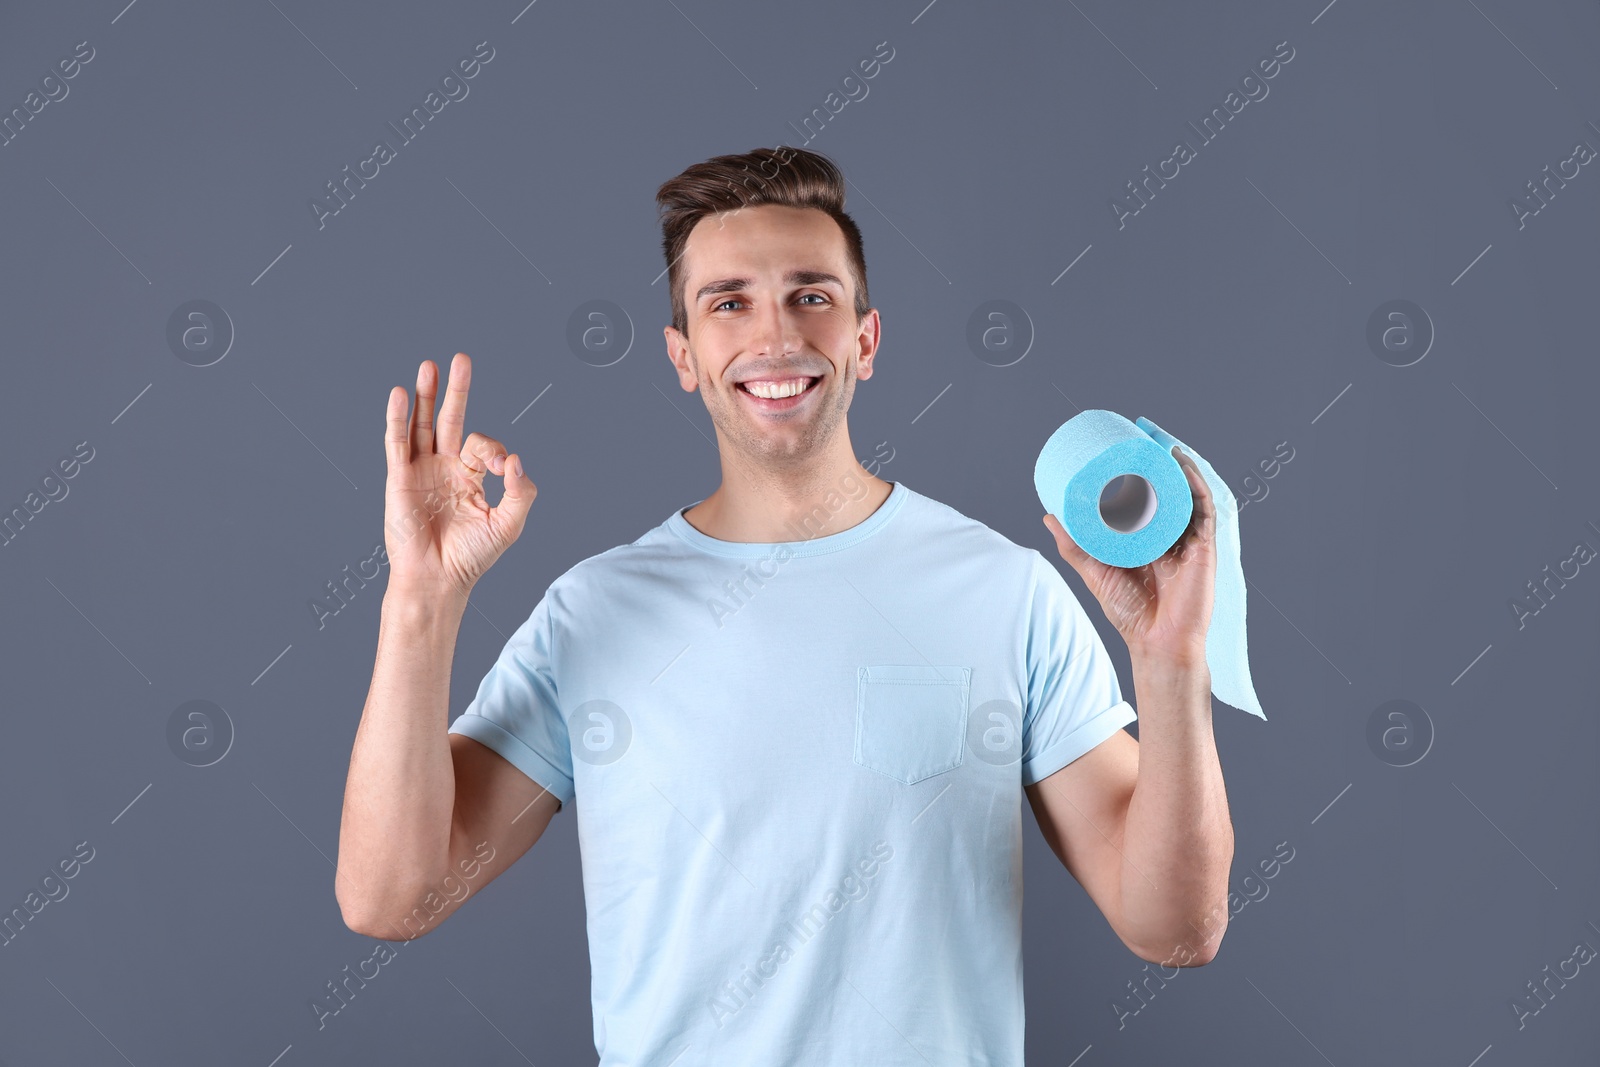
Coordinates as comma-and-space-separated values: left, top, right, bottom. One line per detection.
1033, 409, 1266, 720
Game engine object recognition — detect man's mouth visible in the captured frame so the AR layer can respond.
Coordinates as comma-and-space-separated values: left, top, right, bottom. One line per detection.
737, 376, 820, 409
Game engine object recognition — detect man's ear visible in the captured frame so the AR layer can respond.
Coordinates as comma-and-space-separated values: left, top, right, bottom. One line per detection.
663, 325, 698, 391
854, 309, 881, 381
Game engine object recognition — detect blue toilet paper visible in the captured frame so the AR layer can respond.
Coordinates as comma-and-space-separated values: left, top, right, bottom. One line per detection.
1033, 410, 1265, 720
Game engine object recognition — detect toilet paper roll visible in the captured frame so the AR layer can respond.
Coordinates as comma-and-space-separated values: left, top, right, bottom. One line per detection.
1034, 410, 1265, 720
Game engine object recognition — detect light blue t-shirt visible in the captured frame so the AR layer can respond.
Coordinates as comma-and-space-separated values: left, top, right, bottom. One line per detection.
448, 480, 1137, 1066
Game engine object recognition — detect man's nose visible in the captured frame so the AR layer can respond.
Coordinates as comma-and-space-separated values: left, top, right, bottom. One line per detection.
750, 299, 799, 356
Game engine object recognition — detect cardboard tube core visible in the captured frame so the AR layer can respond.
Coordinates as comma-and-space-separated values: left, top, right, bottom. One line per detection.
1098, 474, 1158, 534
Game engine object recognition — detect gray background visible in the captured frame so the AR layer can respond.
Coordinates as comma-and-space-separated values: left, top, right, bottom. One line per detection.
1, 0, 1596, 1064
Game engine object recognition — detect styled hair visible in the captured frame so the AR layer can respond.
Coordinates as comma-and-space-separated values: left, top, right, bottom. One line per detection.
655, 146, 870, 339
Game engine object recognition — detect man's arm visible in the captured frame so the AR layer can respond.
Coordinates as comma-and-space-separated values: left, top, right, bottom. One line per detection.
1033, 443, 1237, 966
335, 353, 552, 939
335, 586, 562, 940
1024, 649, 1233, 966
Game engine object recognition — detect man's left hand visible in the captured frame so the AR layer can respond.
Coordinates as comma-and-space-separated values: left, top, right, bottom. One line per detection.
1042, 444, 1217, 664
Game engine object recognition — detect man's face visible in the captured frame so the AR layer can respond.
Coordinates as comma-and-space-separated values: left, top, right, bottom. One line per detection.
665, 204, 879, 470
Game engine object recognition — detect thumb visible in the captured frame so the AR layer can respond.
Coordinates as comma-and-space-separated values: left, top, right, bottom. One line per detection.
490, 453, 537, 537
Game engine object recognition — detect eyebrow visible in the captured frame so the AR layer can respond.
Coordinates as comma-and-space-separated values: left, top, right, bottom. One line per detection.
695, 269, 845, 305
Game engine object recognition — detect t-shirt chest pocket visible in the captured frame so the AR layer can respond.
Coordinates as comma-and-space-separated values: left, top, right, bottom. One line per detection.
854, 664, 972, 784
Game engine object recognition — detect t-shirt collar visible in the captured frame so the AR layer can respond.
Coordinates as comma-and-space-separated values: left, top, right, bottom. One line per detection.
667, 481, 908, 558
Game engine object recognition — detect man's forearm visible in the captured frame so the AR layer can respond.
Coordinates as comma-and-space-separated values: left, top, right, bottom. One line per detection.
1117, 646, 1234, 964
335, 584, 469, 928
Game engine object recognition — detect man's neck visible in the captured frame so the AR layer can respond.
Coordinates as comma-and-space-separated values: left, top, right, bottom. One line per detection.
683, 461, 894, 544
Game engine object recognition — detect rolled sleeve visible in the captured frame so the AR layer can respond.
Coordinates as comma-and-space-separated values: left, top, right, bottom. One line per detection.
448, 593, 576, 808
1019, 551, 1138, 786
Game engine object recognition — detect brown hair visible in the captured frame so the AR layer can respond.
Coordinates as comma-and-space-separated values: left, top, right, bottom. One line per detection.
655, 146, 870, 340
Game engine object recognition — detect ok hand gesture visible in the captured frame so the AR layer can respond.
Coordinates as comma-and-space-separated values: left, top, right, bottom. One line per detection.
1043, 445, 1217, 664
382, 353, 537, 603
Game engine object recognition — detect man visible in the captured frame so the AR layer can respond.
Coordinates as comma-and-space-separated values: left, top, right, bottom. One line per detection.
336, 145, 1234, 1065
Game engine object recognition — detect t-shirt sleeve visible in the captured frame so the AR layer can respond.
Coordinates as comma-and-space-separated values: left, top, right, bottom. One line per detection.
447, 591, 576, 808
1019, 550, 1138, 786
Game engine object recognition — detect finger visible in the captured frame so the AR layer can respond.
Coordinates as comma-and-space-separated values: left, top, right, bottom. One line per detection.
384, 385, 411, 473
435, 352, 471, 457
460, 431, 508, 479
1173, 446, 1212, 503
490, 452, 538, 535
1171, 446, 1216, 542
410, 360, 438, 458
1043, 512, 1093, 572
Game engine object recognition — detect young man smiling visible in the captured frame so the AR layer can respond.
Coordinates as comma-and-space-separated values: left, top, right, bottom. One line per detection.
336, 146, 1234, 1065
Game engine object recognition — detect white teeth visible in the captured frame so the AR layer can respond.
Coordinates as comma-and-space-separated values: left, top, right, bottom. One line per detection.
743, 378, 813, 399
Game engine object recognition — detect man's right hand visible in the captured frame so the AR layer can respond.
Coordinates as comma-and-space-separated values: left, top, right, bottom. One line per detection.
337, 352, 554, 940
382, 352, 537, 602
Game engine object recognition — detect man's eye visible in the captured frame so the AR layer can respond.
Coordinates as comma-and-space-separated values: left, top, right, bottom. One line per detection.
713, 294, 827, 312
